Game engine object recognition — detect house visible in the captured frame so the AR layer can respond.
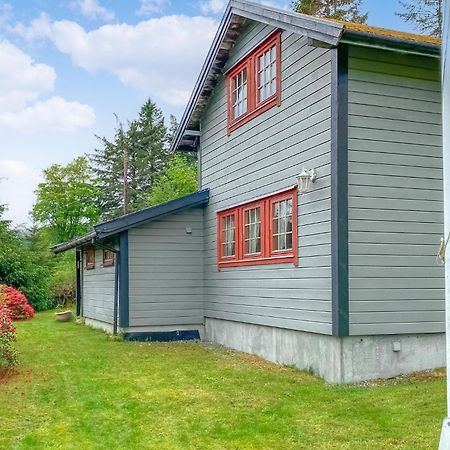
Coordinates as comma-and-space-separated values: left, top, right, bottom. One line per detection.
53, 0, 443, 383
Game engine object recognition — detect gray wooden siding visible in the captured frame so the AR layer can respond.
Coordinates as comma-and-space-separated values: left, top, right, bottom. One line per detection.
82, 248, 115, 324
201, 21, 333, 335
347, 45, 444, 335
128, 208, 204, 327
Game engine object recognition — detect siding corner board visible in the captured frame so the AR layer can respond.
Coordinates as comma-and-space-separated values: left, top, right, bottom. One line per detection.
331, 44, 349, 337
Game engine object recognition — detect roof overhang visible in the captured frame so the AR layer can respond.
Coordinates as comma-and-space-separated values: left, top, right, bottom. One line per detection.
171, 0, 343, 152
51, 189, 210, 254
172, 0, 441, 153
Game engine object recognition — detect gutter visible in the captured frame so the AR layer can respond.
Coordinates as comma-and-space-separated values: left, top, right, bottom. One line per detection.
341, 29, 441, 58
51, 231, 97, 254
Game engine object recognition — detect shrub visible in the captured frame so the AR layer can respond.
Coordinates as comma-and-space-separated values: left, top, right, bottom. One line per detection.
0, 285, 35, 321
0, 304, 18, 369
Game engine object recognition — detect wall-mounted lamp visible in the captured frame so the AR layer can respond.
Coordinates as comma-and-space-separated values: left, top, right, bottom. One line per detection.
297, 168, 317, 194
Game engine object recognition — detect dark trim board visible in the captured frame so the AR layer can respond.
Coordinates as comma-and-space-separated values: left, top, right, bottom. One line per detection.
123, 330, 200, 342
331, 44, 349, 337
75, 250, 82, 317
119, 231, 129, 328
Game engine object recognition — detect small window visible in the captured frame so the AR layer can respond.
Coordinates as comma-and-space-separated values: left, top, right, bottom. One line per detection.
227, 30, 281, 134
85, 247, 95, 270
103, 249, 115, 267
217, 187, 297, 269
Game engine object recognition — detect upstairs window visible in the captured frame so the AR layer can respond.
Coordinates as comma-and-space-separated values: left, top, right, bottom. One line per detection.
85, 247, 95, 270
217, 187, 297, 269
227, 30, 281, 134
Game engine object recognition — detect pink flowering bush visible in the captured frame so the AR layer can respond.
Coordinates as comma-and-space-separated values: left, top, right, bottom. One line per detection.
0, 285, 35, 321
0, 303, 17, 368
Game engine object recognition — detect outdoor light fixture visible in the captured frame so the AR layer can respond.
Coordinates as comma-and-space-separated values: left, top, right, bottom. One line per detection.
297, 168, 317, 194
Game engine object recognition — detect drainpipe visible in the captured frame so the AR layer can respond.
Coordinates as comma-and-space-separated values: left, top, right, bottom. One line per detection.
439, 2, 450, 448
75, 250, 82, 317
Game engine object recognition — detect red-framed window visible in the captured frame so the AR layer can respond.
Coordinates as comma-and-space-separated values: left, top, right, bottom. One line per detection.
85, 246, 95, 270
217, 187, 297, 269
103, 249, 115, 267
227, 30, 281, 134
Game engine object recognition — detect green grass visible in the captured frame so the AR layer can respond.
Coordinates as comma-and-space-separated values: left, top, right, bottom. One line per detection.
0, 311, 446, 449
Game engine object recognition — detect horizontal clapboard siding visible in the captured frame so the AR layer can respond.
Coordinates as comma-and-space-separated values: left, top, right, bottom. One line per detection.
201, 21, 333, 335
347, 45, 444, 336
128, 208, 204, 327
82, 248, 115, 324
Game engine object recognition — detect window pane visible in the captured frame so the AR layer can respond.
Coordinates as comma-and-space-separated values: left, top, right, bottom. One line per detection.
222, 214, 235, 257
232, 68, 247, 119
272, 199, 293, 251
258, 45, 277, 103
244, 206, 261, 255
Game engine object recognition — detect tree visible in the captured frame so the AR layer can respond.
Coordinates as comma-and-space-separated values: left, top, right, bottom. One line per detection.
292, 0, 368, 23
396, 0, 442, 36
90, 99, 171, 219
32, 157, 100, 244
148, 154, 198, 205
0, 205, 52, 311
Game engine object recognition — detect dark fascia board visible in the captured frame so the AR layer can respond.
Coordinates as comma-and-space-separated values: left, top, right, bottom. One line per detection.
95, 189, 209, 239
51, 231, 96, 254
341, 29, 441, 57
51, 189, 209, 253
171, 0, 343, 152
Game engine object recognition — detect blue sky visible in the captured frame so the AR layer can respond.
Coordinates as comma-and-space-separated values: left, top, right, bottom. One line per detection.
0, 0, 417, 225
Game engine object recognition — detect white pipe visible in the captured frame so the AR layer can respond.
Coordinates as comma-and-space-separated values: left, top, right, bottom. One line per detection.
439, 1, 450, 448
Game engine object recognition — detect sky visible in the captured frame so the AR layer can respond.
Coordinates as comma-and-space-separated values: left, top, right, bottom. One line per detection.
0, 0, 417, 226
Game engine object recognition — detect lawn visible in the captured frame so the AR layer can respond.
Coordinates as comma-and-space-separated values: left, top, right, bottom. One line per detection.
0, 311, 446, 449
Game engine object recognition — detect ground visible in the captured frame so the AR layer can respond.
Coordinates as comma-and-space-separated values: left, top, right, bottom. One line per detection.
0, 311, 446, 449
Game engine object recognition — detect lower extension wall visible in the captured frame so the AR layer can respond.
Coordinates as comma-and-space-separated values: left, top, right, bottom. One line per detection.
205, 318, 445, 383
82, 247, 115, 326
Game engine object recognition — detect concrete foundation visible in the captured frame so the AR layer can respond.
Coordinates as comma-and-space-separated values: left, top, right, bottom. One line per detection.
205, 317, 446, 383
85, 317, 114, 333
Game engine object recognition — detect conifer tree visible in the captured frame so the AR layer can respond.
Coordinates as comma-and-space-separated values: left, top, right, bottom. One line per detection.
292, 0, 368, 23
90, 99, 171, 219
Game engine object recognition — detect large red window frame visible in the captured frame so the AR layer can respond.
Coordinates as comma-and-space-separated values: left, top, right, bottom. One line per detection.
217, 187, 298, 269
227, 30, 281, 134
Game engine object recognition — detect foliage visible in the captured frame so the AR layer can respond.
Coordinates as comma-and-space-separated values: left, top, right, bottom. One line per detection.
0, 304, 17, 369
90, 99, 172, 219
32, 156, 100, 244
148, 154, 198, 205
0, 311, 446, 448
0, 206, 52, 311
292, 0, 368, 23
396, 0, 442, 36
50, 251, 76, 308
0, 285, 35, 321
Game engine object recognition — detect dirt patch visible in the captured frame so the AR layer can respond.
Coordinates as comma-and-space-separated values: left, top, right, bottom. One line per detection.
357, 368, 446, 387
0, 368, 18, 384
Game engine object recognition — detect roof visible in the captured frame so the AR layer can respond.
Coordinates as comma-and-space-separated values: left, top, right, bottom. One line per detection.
51, 189, 210, 254
172, 0, 441, 152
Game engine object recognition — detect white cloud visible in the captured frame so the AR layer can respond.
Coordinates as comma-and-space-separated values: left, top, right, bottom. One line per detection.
75, 0, 115, 21
0, 39, 95, 132
0, 160, 41, 225
10, 13, 52, 45
136, 0, 169, 16
0, 3, 12, 27
18, 15, 218, 107
0, 39, 55, 112
0, 96, 95, 132
199, 0, 227, 15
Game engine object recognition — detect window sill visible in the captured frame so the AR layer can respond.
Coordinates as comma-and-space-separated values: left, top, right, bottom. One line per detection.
218, 254, 297, 269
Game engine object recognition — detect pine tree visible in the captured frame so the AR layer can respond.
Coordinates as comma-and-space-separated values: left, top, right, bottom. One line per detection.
89, 99, 171, 219
292, 0, 368, 23
396, 0, 442, 37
